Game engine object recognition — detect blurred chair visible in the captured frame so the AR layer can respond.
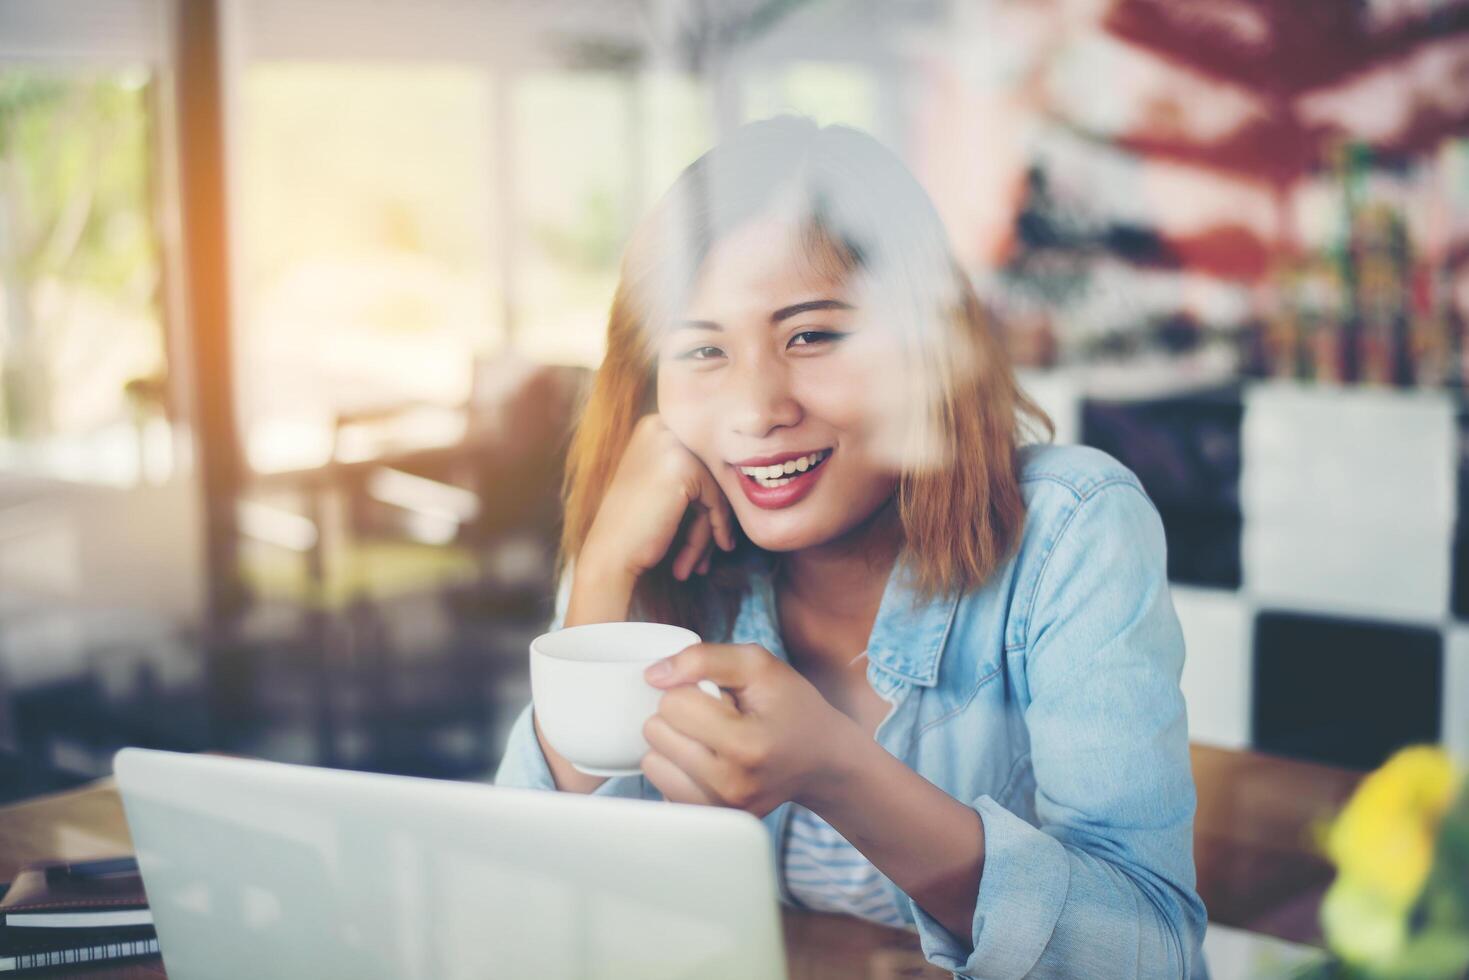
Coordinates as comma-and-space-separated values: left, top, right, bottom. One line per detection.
330, 354, 590, 612
233, 354, 590, 776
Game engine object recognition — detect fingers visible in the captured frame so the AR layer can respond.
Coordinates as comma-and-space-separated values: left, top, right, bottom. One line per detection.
671, 509, 713, 581
645, 642, 768, 691
655, 685, 745, 755
640, 750, 719, 805
691, 527, 715, 579
643, 713, 730, 792
694, 467, 737, 552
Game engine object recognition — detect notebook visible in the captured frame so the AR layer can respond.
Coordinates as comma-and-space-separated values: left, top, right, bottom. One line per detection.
0, 857, 151, 929
0, 931, 160, 973
0, 858, 157, 973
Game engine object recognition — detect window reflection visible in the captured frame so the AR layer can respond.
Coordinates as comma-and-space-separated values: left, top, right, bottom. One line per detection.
0, 68, 169, 486
742, 61, 878, 133
512, 70, 632, 367
237, 64, 501, 473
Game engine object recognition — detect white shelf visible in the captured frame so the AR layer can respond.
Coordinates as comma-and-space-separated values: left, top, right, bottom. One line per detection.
1241, 382, 1457, 528
1445, 629, 1469, 767
1174, 585, 1253, 751
1242, 519, 1453, 622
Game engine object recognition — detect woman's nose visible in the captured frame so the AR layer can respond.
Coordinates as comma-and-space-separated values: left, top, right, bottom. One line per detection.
726, 355, 801, 438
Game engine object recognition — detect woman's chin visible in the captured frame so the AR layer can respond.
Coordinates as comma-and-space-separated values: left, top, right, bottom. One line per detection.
738, 515, 828, 554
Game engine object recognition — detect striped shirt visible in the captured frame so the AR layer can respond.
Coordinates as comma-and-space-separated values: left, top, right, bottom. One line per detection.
781, 803, 910, 929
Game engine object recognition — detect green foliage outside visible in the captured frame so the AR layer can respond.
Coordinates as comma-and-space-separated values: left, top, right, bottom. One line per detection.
0, 68, 162, 438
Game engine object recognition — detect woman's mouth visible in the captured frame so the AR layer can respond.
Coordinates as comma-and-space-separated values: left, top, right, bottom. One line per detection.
732, 449, 832, 509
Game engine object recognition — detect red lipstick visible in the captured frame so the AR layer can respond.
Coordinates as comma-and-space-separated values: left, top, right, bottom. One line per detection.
730, 449, 832, 510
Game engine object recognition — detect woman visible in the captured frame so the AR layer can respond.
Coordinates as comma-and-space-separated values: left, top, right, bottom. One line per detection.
495, 115, 1208, 979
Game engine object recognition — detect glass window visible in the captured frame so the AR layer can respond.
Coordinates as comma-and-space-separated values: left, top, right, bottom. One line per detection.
236, 63, 501, 473
641, 69, 713, 217
0, 67, 168, 485
742, 61, 878, 132
511, 70, 634, 367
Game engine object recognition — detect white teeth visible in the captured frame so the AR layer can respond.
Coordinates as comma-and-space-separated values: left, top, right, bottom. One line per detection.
738, 449, 829, 487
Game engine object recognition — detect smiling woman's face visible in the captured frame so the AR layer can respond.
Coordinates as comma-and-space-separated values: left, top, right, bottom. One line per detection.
654, 212, 906, 553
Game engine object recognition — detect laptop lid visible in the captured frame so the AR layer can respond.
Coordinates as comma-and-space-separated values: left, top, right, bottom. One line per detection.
113, 748, 787, 979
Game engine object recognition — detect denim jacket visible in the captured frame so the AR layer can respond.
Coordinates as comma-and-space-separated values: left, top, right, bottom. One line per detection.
493, 443, 1210, 979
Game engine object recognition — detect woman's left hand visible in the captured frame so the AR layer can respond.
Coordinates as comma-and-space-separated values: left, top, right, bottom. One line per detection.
640, 643, 861, 817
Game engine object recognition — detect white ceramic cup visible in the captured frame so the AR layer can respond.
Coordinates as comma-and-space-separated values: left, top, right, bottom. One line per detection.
530, 621, 721, 777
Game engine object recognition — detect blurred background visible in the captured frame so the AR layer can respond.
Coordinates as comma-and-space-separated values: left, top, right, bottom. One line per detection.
1, 0, 1467, 898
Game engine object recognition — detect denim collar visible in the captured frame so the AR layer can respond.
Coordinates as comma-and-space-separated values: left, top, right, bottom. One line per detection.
727, 550, 959, 688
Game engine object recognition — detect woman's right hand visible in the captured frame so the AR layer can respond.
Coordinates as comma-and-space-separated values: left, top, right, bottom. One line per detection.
577, 413, 738, 588
544, 414, 737, 794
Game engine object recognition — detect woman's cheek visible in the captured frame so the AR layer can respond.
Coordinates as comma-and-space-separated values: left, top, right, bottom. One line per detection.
847, 371, 925, 471
655, 368, 691, 426
655, 373, 714, 455
831, 331, 921, 469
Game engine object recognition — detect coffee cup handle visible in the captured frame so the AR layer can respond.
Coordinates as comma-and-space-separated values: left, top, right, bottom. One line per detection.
696, 679, 723, 701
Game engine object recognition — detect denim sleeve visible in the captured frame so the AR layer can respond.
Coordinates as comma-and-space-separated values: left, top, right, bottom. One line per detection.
490, 565, 661, 802
907, 481, 1208, 979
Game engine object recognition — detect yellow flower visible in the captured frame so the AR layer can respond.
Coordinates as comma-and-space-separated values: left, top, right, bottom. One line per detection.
1321, 745, 1464, 966
1322, 877, 1409, 966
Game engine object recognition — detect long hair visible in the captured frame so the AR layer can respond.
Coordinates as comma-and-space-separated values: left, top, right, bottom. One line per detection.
561, 115, 1052, 634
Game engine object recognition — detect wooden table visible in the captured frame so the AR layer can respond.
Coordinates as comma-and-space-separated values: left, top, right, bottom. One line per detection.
0, 745, 1364, 978
1192, 743, 1364, 945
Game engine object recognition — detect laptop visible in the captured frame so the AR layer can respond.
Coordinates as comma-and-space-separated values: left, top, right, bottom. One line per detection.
113, 748, 787, 979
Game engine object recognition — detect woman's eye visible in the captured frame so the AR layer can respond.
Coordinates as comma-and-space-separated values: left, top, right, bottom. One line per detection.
788, 330, 845, 348
680, 345, 725, 361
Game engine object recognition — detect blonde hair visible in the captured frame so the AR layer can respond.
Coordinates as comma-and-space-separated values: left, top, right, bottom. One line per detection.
561, 116, 1052, 633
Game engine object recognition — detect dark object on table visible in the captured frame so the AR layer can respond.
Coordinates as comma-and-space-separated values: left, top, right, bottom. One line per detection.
0, 857, 157, 973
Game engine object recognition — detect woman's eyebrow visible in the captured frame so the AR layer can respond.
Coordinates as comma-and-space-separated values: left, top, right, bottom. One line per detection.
770, 299, 854, 323
674, 299, 854, 332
